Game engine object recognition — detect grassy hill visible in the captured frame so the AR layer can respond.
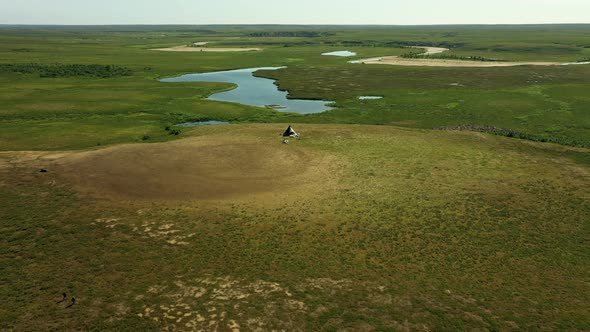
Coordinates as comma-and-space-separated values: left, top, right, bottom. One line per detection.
0, 25, 589, 331
1, 124, 588, 330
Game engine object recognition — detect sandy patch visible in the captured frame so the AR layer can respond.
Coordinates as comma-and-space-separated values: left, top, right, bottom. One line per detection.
410, 46, 449, 55
150, 46, 262, 52
350, 45, 587, 67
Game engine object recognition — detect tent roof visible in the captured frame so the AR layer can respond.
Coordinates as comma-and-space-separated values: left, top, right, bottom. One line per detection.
282, 125, 298, 137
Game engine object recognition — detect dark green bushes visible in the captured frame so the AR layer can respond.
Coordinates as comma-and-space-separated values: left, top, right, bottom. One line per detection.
248, 31, 333, 38
400, 53, 504, 62
0, 63, 132, 78
385, 41, 465, 48
322, 40, 465, 48
435, 125, 590, 148
164, 126, 181, 136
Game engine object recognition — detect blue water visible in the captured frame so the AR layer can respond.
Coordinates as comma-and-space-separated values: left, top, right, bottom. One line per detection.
176, 120, 229, 127
161, 67, 333, 114
322, 50, 357, 57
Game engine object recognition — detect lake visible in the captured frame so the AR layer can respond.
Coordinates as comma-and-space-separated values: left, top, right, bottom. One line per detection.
161, 67, 334, 114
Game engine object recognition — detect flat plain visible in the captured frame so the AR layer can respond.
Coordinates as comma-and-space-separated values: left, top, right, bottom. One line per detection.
0, 25, 589, 331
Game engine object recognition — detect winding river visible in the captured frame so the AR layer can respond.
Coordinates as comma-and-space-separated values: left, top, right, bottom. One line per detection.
161, 67, 334, 114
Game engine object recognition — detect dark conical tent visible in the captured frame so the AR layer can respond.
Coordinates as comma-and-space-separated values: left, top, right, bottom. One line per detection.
282, 125, 299, 137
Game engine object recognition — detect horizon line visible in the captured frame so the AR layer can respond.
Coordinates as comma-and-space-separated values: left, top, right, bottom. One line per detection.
1, 22, 590, 27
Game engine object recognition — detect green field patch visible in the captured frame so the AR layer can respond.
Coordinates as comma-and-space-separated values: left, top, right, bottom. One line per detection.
1, 124, 587, 330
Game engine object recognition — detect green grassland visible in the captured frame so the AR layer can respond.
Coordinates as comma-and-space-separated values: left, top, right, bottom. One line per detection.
1, 25, 589, 331
1, 25, 590, 150
1, 124, 589, 330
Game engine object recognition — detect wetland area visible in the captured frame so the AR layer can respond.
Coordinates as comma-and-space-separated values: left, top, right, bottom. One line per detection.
1, 24, 589, 332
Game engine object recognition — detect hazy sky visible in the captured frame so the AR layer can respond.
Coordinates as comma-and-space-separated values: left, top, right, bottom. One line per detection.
1, 0, 589, 25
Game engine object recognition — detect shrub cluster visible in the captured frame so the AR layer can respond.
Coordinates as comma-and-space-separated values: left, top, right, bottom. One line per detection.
385, 41, 464, 48
165, 126, 181, 136
248, 31, 333, 38
435, 125, 589, 148
400, 53, 504, 62
321, 40, 465, 48
0, 63, 132, 78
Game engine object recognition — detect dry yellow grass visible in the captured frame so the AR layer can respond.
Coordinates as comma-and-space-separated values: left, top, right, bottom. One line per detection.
30, 134, 338, 201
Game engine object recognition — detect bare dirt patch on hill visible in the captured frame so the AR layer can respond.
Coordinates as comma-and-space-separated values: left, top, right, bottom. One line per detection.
41, 136, 335, 201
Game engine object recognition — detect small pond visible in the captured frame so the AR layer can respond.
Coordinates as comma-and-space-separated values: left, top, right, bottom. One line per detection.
176, 120, 229, 127
322, 50, 357, 57
161, 67, 333, 114
358, 96, 383, 100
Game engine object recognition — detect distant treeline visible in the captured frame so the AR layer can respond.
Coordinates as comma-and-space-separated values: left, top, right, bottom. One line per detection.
400, 53, 505, 62
248, 31, 334, 38
384, 41, 464, 49
11, 48, 33, 52
0, 63, 132, 78
436, 125, 589, 148
323, 40, 465, 48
